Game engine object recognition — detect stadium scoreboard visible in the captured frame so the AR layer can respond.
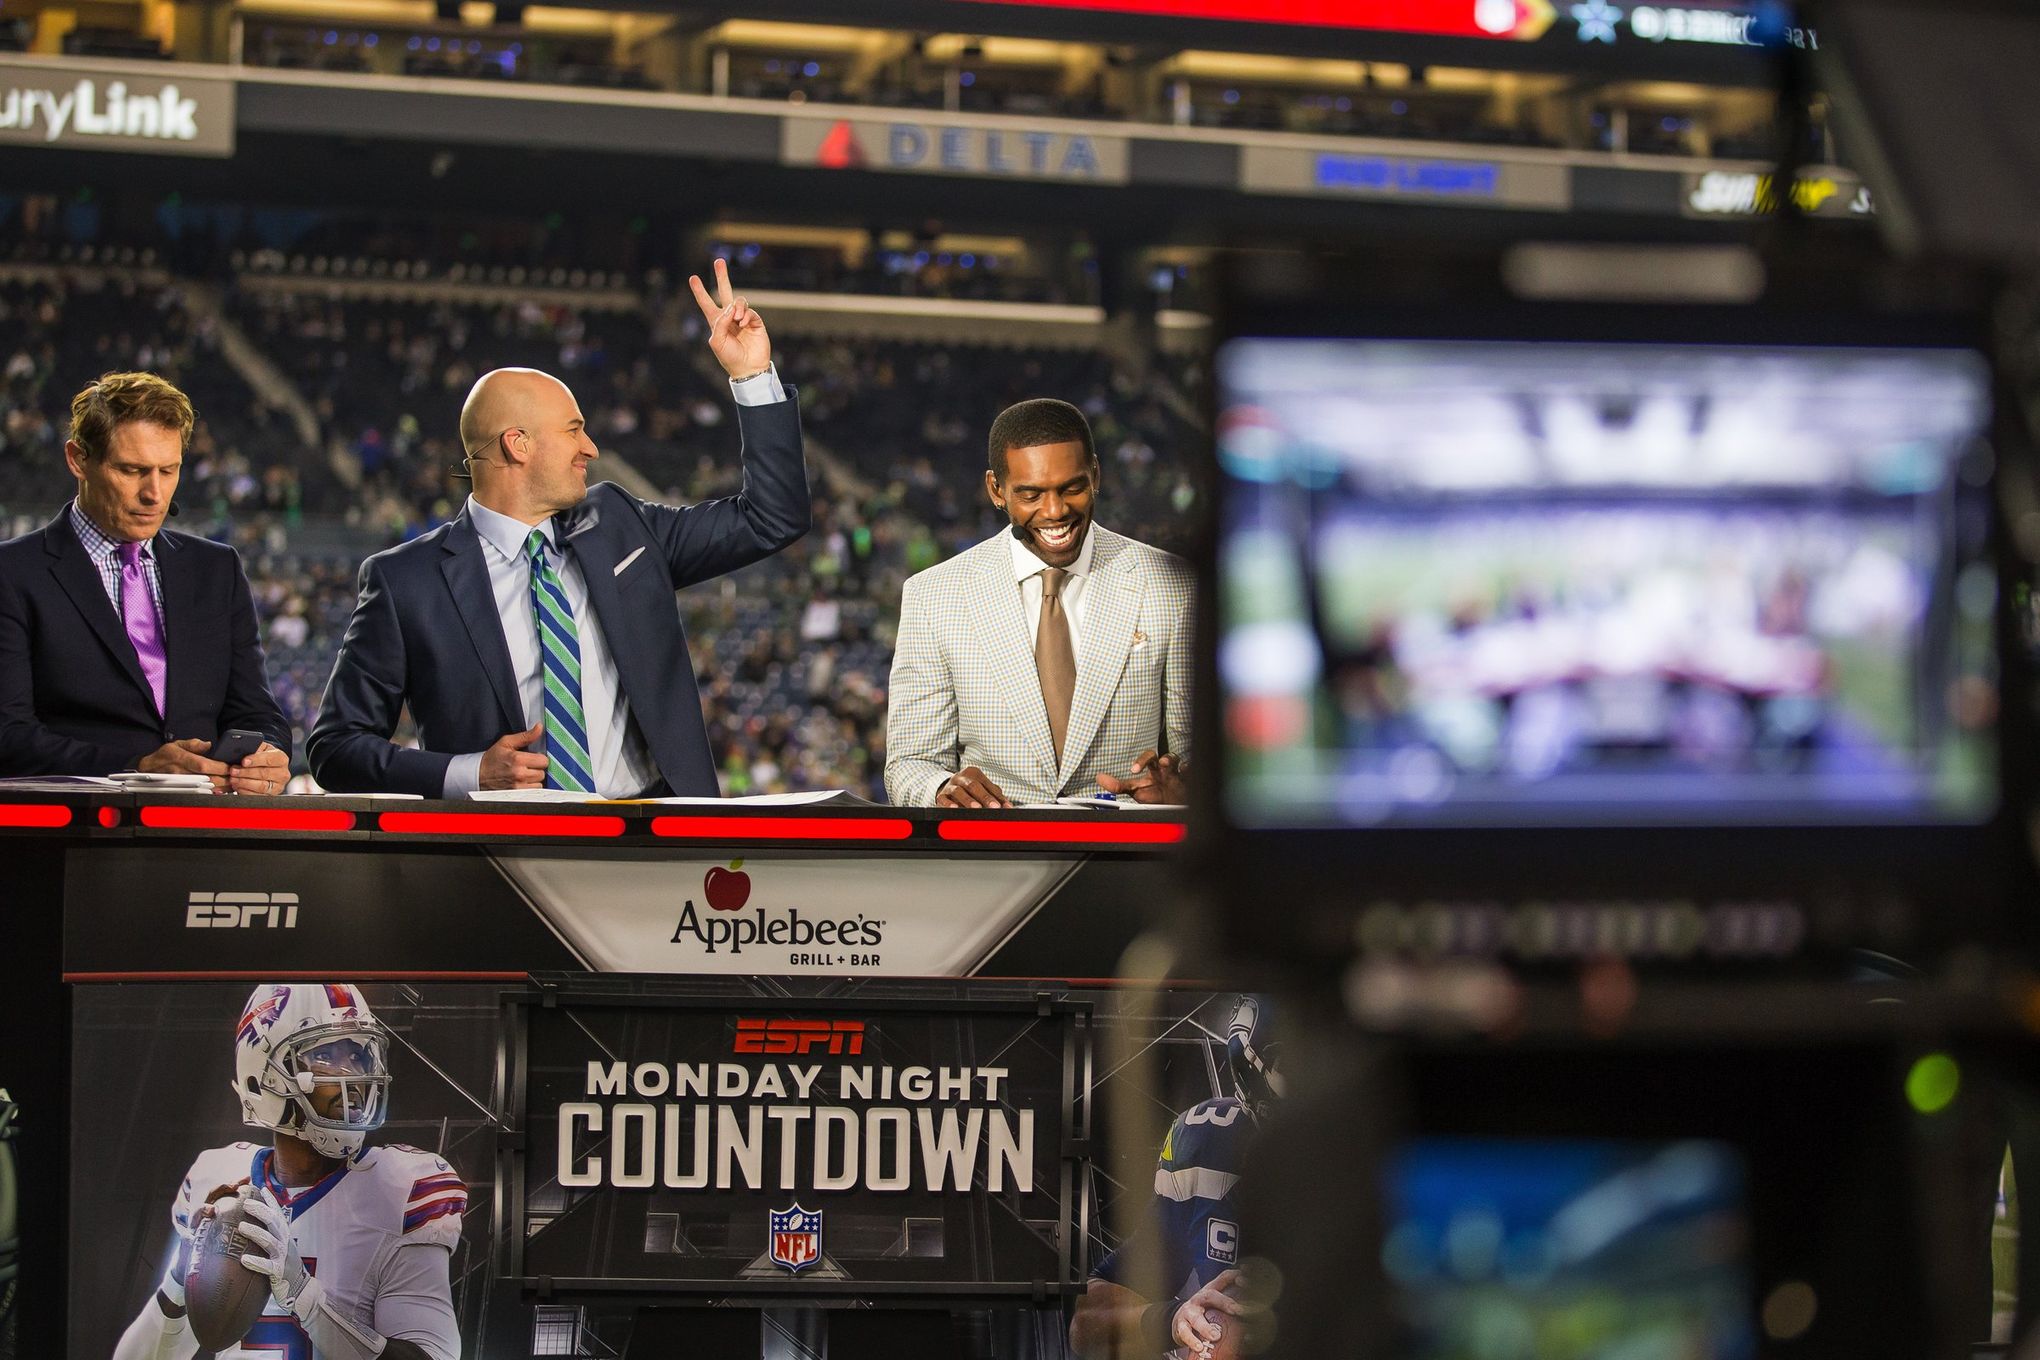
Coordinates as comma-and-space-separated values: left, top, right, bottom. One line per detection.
946, 0, 1815, 61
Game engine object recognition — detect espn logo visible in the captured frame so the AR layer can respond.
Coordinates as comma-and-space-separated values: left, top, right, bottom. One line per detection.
186, 891, 300, 929
733, 1018, 864, 1057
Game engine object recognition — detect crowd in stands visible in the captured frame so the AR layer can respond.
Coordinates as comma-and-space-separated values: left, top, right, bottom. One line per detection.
1186, 84, 1561, 148
242, 22, 651, 88
0, 275, 321, 524
0, 259, 1203, 799
11, 204, 1094, 309
0, 190, 1183, 323
232, 241, 1082, 307
726, 57, 1113, 122
702, 241, 1083, 307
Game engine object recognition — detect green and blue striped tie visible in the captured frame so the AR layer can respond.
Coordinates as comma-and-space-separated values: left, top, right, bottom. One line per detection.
526, 529, 595, 793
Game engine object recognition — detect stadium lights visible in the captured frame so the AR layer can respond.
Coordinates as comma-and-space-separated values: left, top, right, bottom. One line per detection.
919, 33, 1094, 65
708, 20, 902, 53
1164, 50, 1371, 82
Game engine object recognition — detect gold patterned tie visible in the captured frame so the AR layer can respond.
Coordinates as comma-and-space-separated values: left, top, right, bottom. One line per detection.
1037, 567, 1076, 763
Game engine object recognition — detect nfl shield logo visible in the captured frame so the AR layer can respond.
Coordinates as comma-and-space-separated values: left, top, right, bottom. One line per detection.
769, 1203, 823, 1272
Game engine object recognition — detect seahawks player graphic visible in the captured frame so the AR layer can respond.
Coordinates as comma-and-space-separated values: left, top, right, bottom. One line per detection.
111, 983, 464, 1360
1071, 996, 1282, 1358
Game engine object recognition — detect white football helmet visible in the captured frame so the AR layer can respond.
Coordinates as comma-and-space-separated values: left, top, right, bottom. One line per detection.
232, 983, 391, 1159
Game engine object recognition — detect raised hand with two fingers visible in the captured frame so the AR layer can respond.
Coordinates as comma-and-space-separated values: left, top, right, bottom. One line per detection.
688, 257, 772, 379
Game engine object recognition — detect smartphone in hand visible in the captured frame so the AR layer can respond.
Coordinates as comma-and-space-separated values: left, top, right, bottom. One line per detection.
209, 728, 267, 766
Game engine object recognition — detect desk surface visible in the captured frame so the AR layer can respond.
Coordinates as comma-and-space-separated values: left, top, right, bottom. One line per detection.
0, 790, 1188, 852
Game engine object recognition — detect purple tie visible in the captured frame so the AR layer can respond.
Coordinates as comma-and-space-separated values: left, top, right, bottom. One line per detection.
120, 541, 167, 717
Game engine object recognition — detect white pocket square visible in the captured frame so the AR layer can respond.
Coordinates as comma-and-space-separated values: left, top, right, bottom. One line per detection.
613, 546, 647, 576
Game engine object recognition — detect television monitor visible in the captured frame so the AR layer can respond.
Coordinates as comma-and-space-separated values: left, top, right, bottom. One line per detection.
1385, 1138, 1757, 1360
1214, 337, 1997, 830
1199, 284, 2036, 973
1236, 1036, 1963, 1358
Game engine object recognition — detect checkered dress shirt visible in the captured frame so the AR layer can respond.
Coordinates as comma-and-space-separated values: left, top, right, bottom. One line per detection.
68, 500, 164, 619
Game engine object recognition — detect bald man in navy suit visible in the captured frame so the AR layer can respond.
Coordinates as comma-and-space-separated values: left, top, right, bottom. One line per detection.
308, 261, 809, 797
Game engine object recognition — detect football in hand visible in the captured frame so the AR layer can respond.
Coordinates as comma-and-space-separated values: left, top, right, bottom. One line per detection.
1195, 1279, 1259, 1360
1199, 1304, 1245, 1360
185, 1194, 271, 1350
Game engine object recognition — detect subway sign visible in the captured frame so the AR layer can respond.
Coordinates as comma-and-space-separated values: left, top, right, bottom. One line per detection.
1683, 169, 1872, 218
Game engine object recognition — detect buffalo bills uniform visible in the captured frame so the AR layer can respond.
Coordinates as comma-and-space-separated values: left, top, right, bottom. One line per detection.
159, 1140, 465, 1360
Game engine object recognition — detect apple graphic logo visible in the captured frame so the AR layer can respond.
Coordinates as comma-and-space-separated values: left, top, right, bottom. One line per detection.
705, 859, 751, 913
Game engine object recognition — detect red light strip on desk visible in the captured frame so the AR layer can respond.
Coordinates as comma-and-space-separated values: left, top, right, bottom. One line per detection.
651, 815, 915, 842
138, 806, 357, 833
936, 819, 1187, 846
66, 969, 530, 983
0, 803, 73, 829
377, 811, 627, 838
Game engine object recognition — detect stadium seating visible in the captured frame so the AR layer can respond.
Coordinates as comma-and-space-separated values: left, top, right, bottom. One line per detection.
0, 273, 323, 521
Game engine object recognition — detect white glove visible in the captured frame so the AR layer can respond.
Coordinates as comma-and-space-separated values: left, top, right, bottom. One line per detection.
230, 1185, 390, 1360
233, 1186, 314, 1313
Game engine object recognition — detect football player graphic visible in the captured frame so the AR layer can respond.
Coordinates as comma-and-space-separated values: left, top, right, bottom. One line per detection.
1071, 996, 1283, 1358
111, 983, 465, 1360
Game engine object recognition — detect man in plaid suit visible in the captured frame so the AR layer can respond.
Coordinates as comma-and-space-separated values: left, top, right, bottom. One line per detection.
886, 398, 1193, 808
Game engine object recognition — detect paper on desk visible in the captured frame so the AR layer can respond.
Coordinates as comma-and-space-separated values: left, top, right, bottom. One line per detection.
468, 789, 606, 803
109, 772, 215, 791
0, 775, 119, 790
651, 789, 854, 807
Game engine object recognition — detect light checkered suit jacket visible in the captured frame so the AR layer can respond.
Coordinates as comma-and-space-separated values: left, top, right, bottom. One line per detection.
886, 525, 1195, 806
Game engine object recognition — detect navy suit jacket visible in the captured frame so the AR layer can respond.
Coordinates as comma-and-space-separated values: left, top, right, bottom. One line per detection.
307, 396, 809, 797
0, 511, 291, 776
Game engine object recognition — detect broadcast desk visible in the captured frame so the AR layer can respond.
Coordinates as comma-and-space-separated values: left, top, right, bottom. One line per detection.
4, 792, 1189, 981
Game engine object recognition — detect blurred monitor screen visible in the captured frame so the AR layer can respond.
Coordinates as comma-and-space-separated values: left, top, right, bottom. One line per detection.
1385, 1138, 1756, 1360
1215, 339, 1998, 828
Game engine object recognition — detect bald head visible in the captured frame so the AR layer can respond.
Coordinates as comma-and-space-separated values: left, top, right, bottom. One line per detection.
461, 367, 572, 457
459, 367, 599, 523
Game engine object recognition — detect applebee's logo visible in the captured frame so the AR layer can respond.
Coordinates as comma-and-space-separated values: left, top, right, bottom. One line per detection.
669, 863, 884, 955
705, 860, 750, 912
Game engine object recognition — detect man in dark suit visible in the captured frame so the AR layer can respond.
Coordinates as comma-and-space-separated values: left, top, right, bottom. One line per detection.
307, 260, 809, 797
0, 371, 291, 789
